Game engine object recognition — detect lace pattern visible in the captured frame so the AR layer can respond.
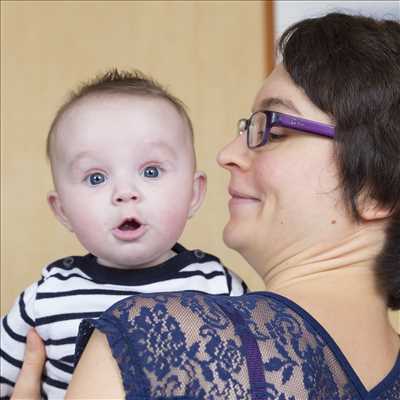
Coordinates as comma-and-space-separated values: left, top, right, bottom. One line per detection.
75, 292, 400, 400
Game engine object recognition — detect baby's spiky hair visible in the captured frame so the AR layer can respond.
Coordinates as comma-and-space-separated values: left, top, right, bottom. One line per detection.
46, 68, 193, 161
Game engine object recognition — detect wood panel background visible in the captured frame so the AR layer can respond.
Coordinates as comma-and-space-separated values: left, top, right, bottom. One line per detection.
1, 0, 398, 331
1, 0, 267, 315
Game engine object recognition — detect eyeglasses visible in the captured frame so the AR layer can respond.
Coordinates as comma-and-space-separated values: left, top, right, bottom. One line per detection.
238, 110, 335, 149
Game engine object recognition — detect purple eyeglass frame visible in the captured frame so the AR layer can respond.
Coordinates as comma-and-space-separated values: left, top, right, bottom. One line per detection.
239, 110, 335, 149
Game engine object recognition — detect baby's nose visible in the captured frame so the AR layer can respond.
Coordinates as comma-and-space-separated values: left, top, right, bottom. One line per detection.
112, 188, 140, 204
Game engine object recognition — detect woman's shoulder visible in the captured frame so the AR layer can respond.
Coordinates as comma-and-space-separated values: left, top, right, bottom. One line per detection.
77, 291, 399, 399
98, 290, 323, 351
98, 291, 310, 335
102, 290, 318, 332
92, 291, 350, 398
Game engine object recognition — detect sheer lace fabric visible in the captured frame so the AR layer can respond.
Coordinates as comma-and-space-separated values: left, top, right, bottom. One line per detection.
76, 292, 400, 400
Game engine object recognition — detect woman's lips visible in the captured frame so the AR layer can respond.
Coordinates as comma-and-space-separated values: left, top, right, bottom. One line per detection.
228, 188, 260, 208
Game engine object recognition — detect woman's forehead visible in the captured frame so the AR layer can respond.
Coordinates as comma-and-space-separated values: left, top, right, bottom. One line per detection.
253, 65, 305, 110
253, 64, 333, 125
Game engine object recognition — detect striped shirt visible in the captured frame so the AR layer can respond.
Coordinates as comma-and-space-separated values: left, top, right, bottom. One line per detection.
0, 244, 247, 399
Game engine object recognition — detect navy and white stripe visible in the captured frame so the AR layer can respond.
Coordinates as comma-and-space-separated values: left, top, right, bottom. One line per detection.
0, 244, 246, 399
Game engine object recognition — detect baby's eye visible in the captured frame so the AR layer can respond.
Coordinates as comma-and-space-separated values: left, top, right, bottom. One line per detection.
142, 166, 161, 178
86, 172, 106, 186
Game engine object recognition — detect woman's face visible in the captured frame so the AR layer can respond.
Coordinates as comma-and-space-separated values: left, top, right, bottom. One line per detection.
217, 64, 355, 271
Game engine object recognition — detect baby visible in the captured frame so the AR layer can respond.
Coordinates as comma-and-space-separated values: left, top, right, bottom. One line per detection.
0, 70, 246, 398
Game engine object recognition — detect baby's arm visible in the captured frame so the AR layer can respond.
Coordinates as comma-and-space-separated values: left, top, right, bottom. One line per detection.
66, 329, 124, 399
0, 283, 38, 398
226, 268, 249, 295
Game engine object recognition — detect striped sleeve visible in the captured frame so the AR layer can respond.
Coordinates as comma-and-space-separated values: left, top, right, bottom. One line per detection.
0, 282, 38, 398
225, 268, 248, 296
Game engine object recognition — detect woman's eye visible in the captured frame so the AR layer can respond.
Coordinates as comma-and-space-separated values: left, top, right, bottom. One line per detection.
86, 172, 106, 186
256, 130, 264, 142
142, 166, 161, 178
269, 133, 285, 141
269, 128, 287, 142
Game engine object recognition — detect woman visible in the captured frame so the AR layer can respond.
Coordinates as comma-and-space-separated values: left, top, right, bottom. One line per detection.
66, 12, 400, 399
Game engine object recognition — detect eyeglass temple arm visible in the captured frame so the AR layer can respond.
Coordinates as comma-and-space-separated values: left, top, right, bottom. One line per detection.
274, 112, 335, 138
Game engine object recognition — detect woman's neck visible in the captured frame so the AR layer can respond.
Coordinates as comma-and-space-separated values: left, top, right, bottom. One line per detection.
261, 224, 384, 296
258, 225, 400, 389
260, 225, 390, 332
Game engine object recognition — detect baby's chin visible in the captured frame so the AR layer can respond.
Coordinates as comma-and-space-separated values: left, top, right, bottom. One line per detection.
95, 250, 174, 270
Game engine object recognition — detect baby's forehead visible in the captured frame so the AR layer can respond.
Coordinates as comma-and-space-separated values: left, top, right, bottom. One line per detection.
54, 92, 191, 140
61, 92, 183, 121
50, 92, 194, 163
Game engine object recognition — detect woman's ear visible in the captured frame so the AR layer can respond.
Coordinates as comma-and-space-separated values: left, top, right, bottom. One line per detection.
188, 171, 207, 219
47, 191, 74, 231
358, 197, 391, 221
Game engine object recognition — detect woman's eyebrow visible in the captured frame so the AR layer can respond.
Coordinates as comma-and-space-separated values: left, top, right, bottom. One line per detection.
256, 97, 302, 116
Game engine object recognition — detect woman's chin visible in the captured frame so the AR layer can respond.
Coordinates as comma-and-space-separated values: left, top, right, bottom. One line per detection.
223, 222, 245, 252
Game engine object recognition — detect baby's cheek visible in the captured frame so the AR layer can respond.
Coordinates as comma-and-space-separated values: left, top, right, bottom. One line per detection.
71, 220, 99, 246
160, 207, 189, 237
66, 206, 102, 243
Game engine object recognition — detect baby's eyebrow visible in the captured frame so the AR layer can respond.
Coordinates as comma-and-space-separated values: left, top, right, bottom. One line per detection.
68, 152, 99, 169
144, 141, 178, 158
67, 143, 177, 170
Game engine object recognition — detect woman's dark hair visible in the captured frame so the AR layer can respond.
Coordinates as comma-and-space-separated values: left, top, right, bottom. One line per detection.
279, 12, 400, 309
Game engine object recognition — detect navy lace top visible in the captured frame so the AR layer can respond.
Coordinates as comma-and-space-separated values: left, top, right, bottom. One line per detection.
75, 291, 400, 399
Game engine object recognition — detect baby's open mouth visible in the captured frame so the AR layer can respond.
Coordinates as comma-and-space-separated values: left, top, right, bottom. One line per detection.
118, 218, 141, 231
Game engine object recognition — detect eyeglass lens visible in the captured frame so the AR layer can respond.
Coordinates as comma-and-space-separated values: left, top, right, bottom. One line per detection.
248, 112, 268, 147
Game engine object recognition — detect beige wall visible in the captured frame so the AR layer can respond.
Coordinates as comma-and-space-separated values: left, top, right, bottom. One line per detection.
1, 0, 267, 315
2, 1, 398, 332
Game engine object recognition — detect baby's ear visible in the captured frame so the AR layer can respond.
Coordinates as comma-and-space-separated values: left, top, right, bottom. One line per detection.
188, 171, 207, 219
47, 191, 74, 231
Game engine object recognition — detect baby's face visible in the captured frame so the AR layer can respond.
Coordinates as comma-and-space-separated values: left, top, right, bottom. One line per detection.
48, 94, 204, 269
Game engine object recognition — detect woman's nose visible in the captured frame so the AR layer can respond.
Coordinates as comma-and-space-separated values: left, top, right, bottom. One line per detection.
217, 134, 251, 171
